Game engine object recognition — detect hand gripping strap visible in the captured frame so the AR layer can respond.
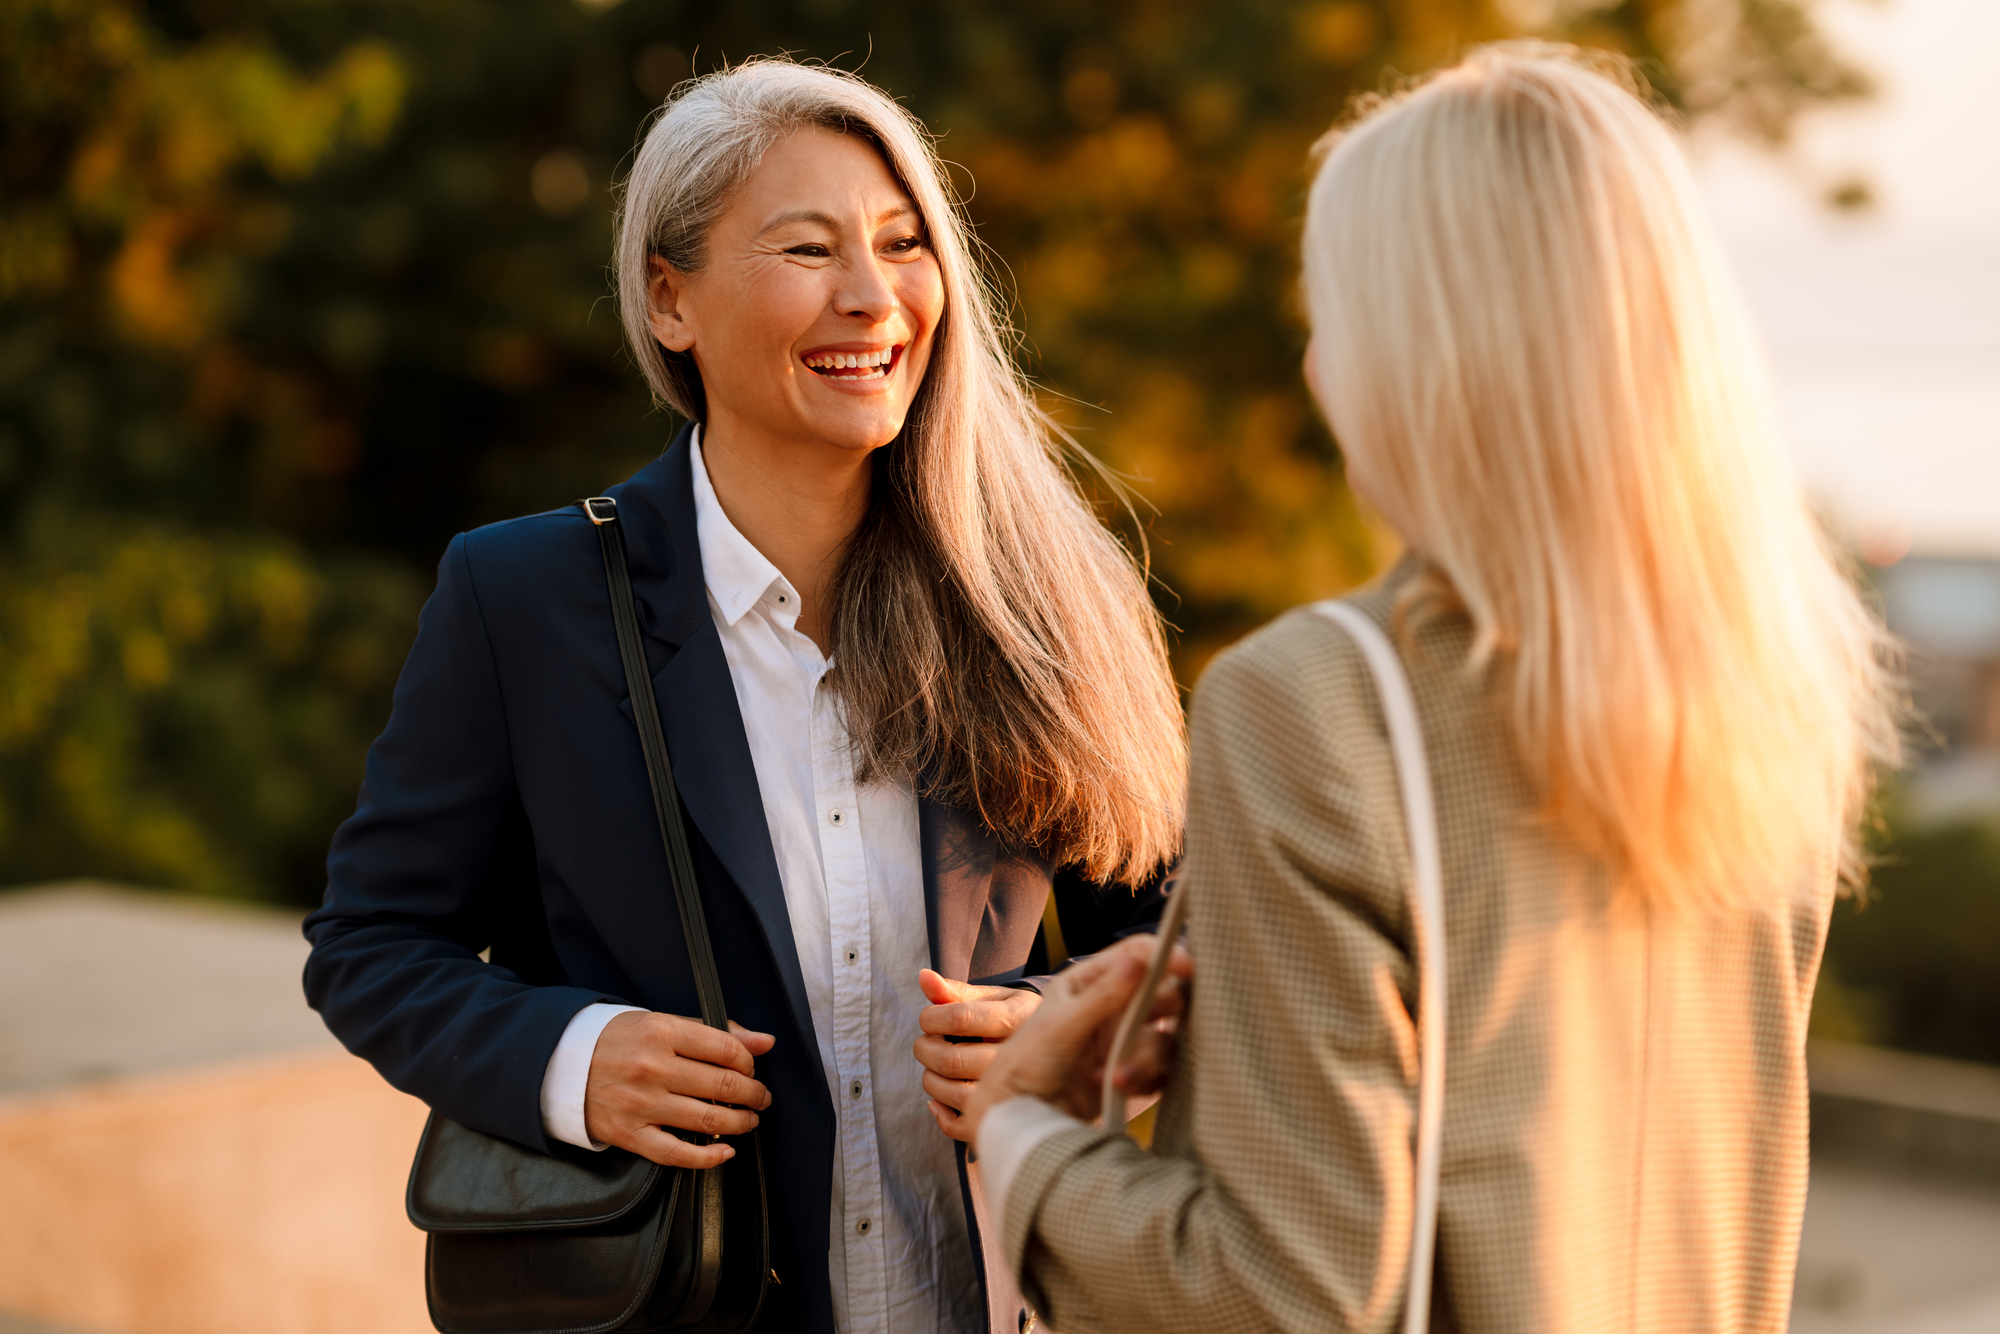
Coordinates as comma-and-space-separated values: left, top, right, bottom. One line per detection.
1099, 600, 1446, 1334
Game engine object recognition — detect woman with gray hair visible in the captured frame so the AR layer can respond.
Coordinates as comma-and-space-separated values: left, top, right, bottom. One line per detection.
305, 59, 1186, 1333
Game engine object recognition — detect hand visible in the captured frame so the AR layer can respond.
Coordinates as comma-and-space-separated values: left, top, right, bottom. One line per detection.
958, 933, 1191, 1145
584, 1010, 776, 1169
914, 970, 1043, 1143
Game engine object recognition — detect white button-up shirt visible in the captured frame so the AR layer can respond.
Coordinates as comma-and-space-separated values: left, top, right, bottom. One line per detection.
539, 431, 978, 1334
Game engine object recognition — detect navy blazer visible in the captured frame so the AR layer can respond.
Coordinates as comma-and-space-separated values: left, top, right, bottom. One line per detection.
304, 426, 1163, 1333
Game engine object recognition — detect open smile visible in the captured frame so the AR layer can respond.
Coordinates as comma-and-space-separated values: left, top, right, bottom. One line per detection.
801, 344, 902, 383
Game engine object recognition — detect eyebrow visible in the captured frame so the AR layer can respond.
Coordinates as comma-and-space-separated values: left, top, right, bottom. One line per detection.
758, 203, 918, 235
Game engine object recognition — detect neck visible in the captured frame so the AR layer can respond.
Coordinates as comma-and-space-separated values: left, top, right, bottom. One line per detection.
698, 412, 874, 654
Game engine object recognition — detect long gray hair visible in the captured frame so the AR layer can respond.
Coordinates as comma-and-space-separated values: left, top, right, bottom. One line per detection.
614, 59, 1185, 883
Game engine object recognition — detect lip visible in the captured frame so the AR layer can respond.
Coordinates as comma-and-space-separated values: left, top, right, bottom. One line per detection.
798, 341, 904, 392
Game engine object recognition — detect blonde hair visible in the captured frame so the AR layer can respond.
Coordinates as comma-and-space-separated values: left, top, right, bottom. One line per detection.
1303, 45, 1899, 907
615, 59, 1185, 883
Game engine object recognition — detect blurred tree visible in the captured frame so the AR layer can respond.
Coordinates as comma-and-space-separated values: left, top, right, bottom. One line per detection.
0, 0, 1867, 902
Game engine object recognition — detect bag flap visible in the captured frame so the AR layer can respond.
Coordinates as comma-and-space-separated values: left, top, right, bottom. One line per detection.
407, 1111, 664, 1233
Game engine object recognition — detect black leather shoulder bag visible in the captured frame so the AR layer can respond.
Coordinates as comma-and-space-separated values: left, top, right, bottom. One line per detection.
402, 495, 772, 1334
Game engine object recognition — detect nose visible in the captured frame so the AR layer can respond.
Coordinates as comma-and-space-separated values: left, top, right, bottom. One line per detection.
834, 250, 899, 326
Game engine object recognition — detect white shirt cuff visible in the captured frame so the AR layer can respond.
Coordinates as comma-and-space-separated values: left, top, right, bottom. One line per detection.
539, 1002, 646, 1150
977, 1096, 1088, 1241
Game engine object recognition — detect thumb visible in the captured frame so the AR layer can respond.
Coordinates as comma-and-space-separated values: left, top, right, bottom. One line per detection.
727, 1020, 777, 1055
918, 968, 972, 1007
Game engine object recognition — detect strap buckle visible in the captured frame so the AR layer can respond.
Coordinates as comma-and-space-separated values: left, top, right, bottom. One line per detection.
582, 496, 618, 526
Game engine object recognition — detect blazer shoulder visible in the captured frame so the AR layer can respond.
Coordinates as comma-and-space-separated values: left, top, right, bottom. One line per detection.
442, 506, 604, 627
1196, 604, 1373, 722
458, 505, 592, 568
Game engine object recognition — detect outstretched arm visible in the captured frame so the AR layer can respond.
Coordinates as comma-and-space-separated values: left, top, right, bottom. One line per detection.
976, 618, 1426, 1334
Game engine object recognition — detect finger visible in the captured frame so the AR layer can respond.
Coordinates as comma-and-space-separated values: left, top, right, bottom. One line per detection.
727, 1020, 777, 1056
643, 1091, 764, 1139
918, 994, 1031, 1040
921, 1068, 977, 1113
1114, 1028, 1178, 1096
913, 1032, 998, 1082
1050, 950, 1150, 1038
1043, 948, 1127, 998
624, 1124, 737, 1170
1143, 975, 1188, 1025
670, 1020, 759, 1077
926, 1098, 974, 1143
663, 1056, 770, 1110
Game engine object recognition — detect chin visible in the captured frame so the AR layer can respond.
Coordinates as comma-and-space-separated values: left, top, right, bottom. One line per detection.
805, 409, 907, 455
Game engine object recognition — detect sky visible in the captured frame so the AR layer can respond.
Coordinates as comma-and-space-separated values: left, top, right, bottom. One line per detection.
1690, 0, 2000, 558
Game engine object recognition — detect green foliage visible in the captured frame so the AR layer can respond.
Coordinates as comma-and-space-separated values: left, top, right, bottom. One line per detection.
0, 0, 1867, 902
0, 518, 416, 897
1817, 816, 2000, 1065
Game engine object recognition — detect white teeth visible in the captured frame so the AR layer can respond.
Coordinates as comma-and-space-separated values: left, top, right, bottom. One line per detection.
804, 349, 894, 373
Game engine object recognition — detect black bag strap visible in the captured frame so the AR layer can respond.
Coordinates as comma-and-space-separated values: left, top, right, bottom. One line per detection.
581, 495, 729, 1031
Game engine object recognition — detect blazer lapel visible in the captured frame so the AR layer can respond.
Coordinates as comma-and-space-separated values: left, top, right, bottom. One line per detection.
655, 625, 816, 1055
609, 429, 819, 1068
920, 798, 1054, 984
921, 798, 994, 979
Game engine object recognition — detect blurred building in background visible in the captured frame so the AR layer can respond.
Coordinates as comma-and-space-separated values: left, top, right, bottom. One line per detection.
1878, 557, 2000, 824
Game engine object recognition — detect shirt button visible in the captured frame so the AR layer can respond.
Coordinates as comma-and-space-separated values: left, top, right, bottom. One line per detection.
856, 1217, 872, 1236
776, 593, 788, 604
844, 946, 858, 964
850, 1080, 862, 1099
828, 808, 844, 826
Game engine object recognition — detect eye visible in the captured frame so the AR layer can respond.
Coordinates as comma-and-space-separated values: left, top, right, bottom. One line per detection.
884, 234, 926, 255
785, 243, 832, 258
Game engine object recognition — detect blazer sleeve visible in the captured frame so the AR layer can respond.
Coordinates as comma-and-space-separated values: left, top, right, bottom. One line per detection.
303, 533, 621, 1152
1000, 613, 1424, 1334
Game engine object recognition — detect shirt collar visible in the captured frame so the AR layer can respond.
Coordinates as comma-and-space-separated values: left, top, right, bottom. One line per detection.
689, 426, 792, 628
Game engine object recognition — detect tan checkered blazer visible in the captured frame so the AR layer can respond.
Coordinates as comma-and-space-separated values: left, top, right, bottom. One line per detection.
1002, 565, 1831, 1333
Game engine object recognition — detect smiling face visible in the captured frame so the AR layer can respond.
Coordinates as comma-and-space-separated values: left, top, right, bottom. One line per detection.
646, 126, 945, 458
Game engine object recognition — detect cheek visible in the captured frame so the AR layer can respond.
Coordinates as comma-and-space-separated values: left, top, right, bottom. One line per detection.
900, 258, 946, 340
709, 268, 822, 363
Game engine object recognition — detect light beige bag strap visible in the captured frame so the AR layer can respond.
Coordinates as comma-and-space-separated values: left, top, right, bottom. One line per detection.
1099, 600, 1446, 1334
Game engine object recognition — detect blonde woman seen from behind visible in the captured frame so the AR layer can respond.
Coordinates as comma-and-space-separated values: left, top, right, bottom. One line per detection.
958, 45, 1900, 1334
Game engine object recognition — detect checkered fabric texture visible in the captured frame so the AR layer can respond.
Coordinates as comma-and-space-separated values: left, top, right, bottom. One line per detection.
1002, 566, 1829, 1333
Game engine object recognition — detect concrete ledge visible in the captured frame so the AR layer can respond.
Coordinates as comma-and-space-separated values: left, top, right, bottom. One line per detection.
0, 884, 435, 1334
0, 881, 338, 1098
0, 1049, 432, 1334
1809, 1039, 2000, 1186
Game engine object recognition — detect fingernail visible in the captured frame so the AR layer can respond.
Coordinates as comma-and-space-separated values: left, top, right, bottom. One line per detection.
721, 1145, 736, 1160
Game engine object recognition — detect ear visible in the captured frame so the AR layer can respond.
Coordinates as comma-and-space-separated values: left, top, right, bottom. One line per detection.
1301, 335, 1327, 415
646, 255, 696, 353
